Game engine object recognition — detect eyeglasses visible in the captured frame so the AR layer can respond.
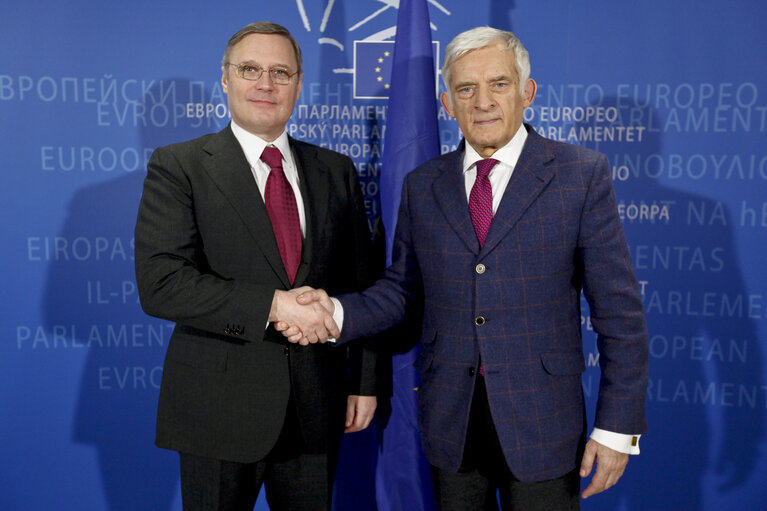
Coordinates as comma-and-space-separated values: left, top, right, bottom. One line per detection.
225, 63, 299, 85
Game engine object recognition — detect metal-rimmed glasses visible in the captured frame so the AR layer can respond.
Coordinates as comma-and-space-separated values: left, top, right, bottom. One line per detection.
225, 62, 299, 85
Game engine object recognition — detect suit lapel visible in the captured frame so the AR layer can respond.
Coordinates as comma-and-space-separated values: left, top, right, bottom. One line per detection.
201, 127, 290, 287
481, 127, 555, 256
432, 144, 482, 254
290, 137, 328, 287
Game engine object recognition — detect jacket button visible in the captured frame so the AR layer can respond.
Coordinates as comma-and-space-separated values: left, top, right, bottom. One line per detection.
223, 327, 231, 335
468, 367, 475, 377
475, 263, 486, 274
284, 346, 290, 357
474, 316, 486, 326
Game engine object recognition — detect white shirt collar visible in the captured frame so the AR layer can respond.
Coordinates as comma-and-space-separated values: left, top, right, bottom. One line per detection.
462, 123, 528, 174
228, 121, 306, 235
229, 121, 292, 170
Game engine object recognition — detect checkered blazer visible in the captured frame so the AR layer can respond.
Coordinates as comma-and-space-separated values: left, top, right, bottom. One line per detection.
338, 125, 648, 482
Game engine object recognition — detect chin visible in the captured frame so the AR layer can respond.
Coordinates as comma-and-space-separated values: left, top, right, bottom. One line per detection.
471, 137, 500, 148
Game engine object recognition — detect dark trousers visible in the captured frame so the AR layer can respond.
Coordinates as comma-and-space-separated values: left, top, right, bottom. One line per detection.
179, 398, 337, 511
432, 375, 580, 511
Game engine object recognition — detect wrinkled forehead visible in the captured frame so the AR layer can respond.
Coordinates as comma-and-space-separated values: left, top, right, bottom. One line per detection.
447, 44, 517, 82
229, 33, 299, 68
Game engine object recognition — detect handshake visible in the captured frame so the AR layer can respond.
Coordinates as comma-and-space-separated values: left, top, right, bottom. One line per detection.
270, 287, 338, 345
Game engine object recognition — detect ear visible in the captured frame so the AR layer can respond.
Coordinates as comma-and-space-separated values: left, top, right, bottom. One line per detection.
440, 91, 455, 118
522, 78, 537, 107
221, 66, 229, 94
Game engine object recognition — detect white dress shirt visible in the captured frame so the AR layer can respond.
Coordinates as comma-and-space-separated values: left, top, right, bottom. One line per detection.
230, 121, 306, 236
231, 121, 308, 332
461, 123, 528, 210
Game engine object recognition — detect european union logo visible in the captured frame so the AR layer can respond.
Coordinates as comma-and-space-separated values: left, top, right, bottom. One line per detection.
354, 41, 439, 99
354, 41, 395, 99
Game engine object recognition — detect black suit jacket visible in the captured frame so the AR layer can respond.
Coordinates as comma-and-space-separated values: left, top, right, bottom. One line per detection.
135, 126, 377, 463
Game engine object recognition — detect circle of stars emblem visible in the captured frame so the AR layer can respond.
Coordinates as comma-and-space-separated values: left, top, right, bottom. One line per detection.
376, 51, 391, 89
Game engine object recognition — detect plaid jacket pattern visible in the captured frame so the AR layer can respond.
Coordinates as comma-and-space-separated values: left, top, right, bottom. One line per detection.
339, 126, 648, 482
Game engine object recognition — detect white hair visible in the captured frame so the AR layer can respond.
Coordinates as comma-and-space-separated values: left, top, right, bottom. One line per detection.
442, 26, 531, 97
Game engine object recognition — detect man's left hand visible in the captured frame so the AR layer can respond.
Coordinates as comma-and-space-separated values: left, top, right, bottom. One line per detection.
580, 439, 628, 498
344, 395, 377, 433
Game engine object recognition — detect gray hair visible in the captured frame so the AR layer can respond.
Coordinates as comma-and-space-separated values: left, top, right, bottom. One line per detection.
442, 26, 530, 97
222, 21, 302, 73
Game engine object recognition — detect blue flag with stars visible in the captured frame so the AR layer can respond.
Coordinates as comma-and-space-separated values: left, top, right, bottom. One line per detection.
376, 1, 440, 510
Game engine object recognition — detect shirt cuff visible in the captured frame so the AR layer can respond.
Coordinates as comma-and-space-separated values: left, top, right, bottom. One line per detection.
328, 297, 344, 343
590, 428, 641, 455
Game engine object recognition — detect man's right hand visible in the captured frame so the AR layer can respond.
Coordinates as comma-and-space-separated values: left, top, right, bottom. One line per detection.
269, 287, 338, 345
274, 288, 335, 344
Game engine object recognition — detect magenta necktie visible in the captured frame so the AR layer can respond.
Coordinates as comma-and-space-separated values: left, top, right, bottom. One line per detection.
261, 146, 302, 284
469, 158, 498, 247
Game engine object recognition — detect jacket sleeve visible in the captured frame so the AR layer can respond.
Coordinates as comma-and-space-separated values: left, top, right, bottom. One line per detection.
134, 145, 275, 343
577, 153, 649, 434
337, 173, 424, 344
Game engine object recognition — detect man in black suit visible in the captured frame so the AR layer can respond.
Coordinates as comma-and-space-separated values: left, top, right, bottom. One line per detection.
134, 21, 378, 511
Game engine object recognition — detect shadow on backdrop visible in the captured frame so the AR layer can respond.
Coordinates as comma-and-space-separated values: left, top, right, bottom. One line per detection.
577, 99, 764, 511
43, 79, 221, 511
490, 0, 516, 32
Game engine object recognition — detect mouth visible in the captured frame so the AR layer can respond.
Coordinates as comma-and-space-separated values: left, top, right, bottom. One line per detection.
474, 118, 499, 126
248, 97, 277, 106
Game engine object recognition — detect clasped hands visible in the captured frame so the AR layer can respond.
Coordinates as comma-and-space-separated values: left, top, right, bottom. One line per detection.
270, 287, 336, 345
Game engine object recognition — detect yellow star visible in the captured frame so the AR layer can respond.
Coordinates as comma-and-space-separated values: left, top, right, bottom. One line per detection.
384, 84, 390, 89
378, 58, 383, 63
375, 67, 381, 72
377, 76, 383, 82
384, 51, 390, 57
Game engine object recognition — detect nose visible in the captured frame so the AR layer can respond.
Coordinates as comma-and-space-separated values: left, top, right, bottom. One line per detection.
253, 71, 275, 90
474, 84, 495, 110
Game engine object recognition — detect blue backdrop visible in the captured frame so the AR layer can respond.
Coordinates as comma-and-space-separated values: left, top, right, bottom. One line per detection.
2, 1, 766, 510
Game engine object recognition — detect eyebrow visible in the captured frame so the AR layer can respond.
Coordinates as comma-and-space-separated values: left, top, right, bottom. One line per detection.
453, 75, 514, 90
236, 60, 291, 70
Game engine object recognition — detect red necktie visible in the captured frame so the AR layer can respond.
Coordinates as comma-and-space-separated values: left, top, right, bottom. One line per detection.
469, 158, 498, 247
261, 146, 302, 285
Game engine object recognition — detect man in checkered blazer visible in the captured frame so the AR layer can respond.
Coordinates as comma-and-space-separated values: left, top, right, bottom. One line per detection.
279, 26, 648, 511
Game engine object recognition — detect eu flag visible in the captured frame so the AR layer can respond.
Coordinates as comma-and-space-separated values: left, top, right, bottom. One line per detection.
354, 41, 396, 99
376, 1, 440, 510
354, 40, 439, 100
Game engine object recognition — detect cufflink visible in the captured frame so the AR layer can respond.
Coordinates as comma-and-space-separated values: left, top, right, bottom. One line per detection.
631, 436, 639, 447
